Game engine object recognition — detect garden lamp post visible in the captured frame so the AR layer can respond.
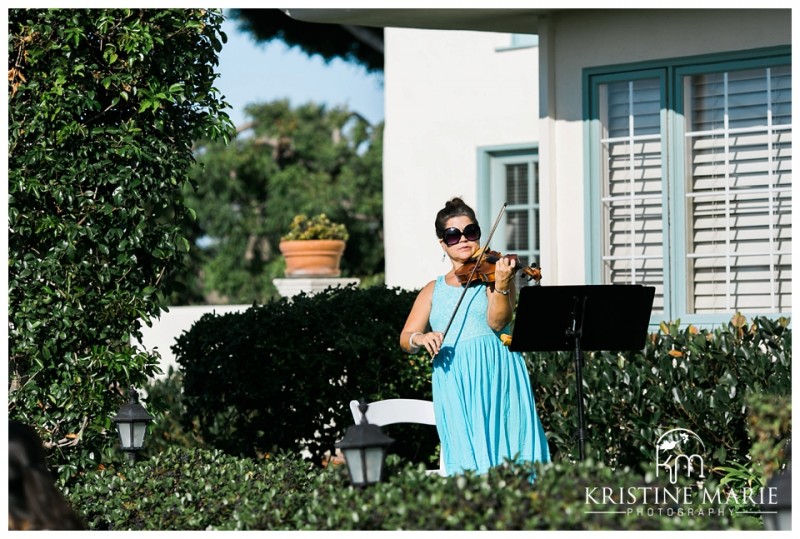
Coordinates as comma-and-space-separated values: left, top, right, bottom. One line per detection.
335, 400, 394, 487
112, 386, 153, 465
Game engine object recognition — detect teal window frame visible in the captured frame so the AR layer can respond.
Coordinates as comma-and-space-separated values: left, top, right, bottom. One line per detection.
584, 46, 791, 326
477, 144, 540, 287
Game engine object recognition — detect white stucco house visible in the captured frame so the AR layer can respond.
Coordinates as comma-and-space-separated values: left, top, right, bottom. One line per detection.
139, 8, 791, 373
291, 8, 792, 328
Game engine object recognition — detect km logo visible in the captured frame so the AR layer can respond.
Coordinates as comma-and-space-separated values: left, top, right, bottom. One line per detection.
655, 428, 706, 484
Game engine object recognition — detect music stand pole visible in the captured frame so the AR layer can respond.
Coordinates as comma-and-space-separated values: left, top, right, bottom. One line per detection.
566, 296, 587, 461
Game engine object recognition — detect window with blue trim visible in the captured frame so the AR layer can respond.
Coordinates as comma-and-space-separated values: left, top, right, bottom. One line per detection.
480, 147, 540, 290
588, 50, 791, 323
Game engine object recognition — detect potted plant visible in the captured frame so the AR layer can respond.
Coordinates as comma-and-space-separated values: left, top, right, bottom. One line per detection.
278, 213, 349, 277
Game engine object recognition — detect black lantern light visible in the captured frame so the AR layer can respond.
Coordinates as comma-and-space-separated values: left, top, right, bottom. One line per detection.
335, 400, 394, 486
112, 386, 153, 464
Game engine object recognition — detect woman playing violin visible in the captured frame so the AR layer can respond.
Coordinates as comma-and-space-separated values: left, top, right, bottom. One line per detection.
399, 197, 550, 476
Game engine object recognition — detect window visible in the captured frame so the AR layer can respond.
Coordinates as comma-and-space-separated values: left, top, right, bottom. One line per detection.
478, 145, 540, 289
681, 65, 791, 315
595, 75, 666, 312
587, 49, 791, 323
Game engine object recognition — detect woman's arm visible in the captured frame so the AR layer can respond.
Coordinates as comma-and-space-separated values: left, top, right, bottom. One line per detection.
400, 280, 443, 356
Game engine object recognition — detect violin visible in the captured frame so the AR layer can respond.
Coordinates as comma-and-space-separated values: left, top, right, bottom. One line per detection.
454, 247, 542, 286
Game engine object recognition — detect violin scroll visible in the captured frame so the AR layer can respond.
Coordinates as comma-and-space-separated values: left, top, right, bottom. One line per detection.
526, 265, 542, 285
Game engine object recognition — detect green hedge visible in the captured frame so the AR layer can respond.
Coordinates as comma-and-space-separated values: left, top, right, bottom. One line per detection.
530, 316, 791, 471
173, 285, 437, 467
66, 446, 760, 531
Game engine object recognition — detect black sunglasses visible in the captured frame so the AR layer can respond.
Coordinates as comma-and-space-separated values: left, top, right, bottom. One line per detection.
441, 223, 481, 246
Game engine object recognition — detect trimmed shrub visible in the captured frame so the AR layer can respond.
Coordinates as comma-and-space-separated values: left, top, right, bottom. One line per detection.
529, 315, 791, 472
66, 447, 317, 530
173, 285, 437, 467
66, 446, 760, 531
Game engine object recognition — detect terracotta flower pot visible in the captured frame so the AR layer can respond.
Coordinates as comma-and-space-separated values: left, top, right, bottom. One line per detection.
279, 239, 346, 277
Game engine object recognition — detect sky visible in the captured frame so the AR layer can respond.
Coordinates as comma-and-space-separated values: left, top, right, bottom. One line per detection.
215, 10, 385, 130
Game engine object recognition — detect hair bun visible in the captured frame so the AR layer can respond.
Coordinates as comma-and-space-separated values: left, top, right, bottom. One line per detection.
446, 197, 465, 208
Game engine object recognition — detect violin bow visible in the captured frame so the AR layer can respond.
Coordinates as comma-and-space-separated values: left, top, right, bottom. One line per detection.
438, 202, 507, 348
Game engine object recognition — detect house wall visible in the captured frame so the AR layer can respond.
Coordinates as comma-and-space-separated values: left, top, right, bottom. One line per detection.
383, 28, 539, 291
537, 9, 791, 286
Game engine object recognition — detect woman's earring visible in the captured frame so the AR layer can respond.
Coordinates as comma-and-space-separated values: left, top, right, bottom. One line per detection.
441, 252, 446, 262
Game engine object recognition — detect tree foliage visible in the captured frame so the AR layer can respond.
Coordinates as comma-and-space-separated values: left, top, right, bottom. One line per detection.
7, 8, 234, 482
181, 100, 384, 304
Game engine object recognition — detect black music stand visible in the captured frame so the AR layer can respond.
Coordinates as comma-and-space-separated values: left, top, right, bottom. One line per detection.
510, 284, 655, 461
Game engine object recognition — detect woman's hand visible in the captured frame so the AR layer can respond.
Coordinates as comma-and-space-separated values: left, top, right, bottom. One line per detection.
410, 331, 444, 357
493, 255, 516, 294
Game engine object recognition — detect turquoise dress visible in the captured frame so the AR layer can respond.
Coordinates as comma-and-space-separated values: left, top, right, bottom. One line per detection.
429, 275, 550, 475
